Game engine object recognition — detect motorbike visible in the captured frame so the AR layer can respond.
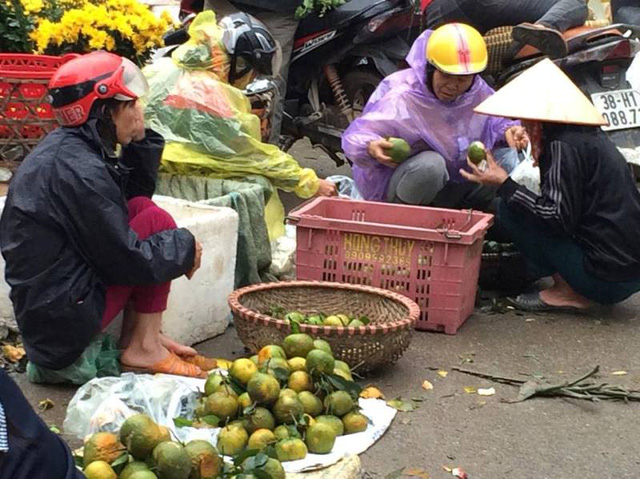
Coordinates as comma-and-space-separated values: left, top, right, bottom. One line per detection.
169, 0, 422, 165
497, 23, 640, 171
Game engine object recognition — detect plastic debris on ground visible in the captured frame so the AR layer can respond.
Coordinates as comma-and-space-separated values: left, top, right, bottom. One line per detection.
63, 372, 397, 473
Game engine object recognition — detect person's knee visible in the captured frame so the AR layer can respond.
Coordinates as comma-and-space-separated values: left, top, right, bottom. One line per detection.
129, 201, 178, 239
388, 152, 449, 205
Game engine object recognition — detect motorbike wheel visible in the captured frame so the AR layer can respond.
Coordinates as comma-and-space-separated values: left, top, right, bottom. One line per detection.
343, 69, 383, 115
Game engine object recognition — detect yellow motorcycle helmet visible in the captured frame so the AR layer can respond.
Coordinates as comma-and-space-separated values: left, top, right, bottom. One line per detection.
426, 23, 488, 75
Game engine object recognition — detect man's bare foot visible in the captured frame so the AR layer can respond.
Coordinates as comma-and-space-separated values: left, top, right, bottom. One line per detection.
160, 333, 197, 357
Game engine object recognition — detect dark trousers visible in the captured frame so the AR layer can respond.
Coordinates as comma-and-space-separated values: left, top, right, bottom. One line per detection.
0, 370, 84, 479
426, 0, 588, 34
497, 200, 640, 305
612, 0, 640, 25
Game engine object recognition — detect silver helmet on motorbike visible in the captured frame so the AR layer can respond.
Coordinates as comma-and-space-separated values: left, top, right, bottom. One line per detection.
219, 12, 280, 87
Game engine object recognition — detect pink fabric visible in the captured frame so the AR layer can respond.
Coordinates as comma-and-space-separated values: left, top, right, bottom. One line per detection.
101, 197, 178, 329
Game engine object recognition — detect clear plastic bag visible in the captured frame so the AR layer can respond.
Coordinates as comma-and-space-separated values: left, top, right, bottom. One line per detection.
327, 175, 363, 199
63, 373, 202, 440
270, 224, 297, 280
510, 142, 541, 194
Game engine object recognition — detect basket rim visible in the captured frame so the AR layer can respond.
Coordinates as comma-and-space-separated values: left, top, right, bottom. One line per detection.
228, 280, 420, 335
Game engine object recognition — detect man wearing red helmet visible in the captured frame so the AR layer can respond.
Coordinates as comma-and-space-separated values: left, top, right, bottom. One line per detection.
0, 51, 211, 380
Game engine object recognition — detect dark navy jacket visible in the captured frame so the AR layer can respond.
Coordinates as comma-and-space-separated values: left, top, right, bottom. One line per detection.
0, 125, 195, 370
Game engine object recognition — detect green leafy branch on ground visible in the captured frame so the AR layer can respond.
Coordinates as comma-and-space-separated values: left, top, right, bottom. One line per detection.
452, 365, 640, 403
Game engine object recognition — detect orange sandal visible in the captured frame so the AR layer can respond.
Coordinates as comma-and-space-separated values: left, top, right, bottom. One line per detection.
121, 353, 207, 379
182, 354, 217, 371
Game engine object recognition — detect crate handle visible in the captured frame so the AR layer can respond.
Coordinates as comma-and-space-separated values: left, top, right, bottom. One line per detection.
435, 209, 474, 240
436, 228, 462, 240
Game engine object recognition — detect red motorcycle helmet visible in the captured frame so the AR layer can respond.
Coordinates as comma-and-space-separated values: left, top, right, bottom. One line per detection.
48, 51, 149, 127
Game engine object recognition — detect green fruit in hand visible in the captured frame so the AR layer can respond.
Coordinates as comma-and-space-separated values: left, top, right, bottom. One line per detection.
384, 137, 411, 163
468, 141, 487, 165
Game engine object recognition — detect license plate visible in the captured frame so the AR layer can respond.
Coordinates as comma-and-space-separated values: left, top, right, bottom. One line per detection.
591, 89, 640, 132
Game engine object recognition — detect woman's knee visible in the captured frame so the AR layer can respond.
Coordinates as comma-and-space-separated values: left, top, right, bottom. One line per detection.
128, 198, 177, 239
387, 151, 449, 205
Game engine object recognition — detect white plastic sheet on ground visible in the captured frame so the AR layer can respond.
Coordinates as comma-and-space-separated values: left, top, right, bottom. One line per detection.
63, 372, 396, 473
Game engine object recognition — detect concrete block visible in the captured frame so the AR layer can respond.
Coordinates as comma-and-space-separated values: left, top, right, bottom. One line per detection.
0, 195, 239, 346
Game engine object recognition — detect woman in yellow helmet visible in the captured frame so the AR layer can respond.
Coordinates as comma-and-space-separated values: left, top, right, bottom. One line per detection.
342, 23, 527, 209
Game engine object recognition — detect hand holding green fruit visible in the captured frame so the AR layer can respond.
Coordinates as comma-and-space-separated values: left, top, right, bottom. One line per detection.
383, 137, 411, 164
467, 141, 487, 165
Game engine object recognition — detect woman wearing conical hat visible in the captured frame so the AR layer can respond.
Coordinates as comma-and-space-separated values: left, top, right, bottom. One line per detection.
462, 59, 640, 311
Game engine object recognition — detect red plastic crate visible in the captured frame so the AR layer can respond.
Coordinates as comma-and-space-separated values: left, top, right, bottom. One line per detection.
288, 197, 494, 334
0, 54, 77, 166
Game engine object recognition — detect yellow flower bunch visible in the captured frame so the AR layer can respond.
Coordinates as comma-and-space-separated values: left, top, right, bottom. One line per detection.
20, 0, 44, 14
28, 0, 170, 64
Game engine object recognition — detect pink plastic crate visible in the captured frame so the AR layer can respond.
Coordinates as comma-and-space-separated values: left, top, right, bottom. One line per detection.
288, 198, 494, 334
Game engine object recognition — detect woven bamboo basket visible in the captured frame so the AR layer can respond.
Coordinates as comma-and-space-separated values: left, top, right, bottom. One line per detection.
228, 281, 420, 374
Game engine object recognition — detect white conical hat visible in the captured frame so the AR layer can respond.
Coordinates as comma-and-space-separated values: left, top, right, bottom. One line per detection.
474, 58, 608, 126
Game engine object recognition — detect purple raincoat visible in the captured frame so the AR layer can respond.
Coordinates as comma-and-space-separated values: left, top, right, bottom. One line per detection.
342, 30, 519, 202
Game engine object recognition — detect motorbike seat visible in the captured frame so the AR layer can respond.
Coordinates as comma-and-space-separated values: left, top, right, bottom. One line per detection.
296, 0, 397, 38
514, 24, 625, 60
